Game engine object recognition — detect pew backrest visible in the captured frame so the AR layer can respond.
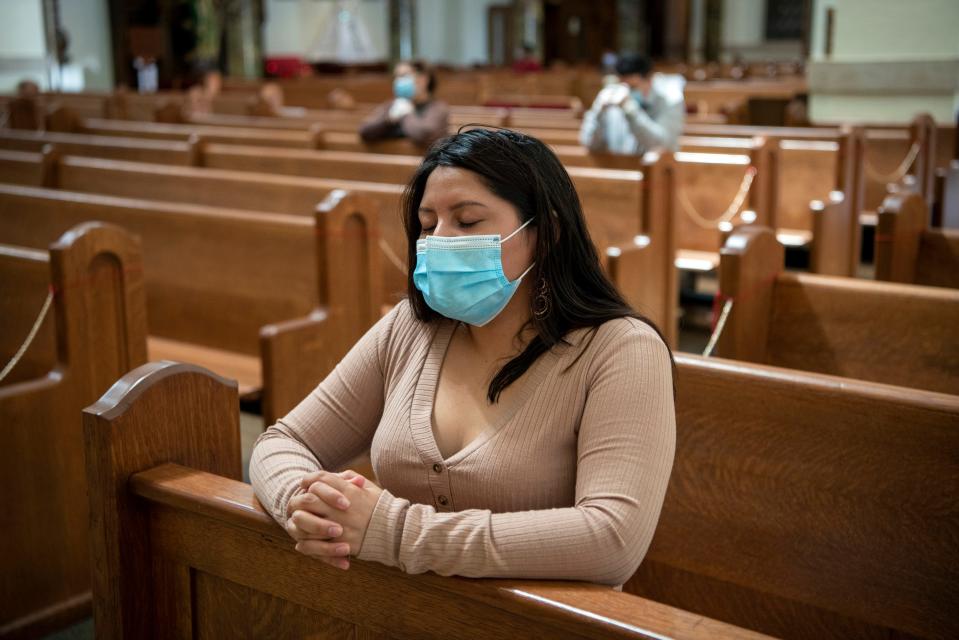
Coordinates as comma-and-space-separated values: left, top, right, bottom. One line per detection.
630, 353, 959, 639
82, 360, 768, 640
717, 225, 959, 394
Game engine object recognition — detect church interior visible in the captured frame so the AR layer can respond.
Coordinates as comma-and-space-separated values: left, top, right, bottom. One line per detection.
1, 1, 958, 638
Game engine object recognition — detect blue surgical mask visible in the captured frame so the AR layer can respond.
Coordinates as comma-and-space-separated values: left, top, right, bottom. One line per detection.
631, 89, 648, 109
414, 218, 535, 326
393, 75, 416, 99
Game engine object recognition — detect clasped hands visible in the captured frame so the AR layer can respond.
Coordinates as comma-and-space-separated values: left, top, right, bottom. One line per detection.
285, 469, 383, 570
388, 97, 414, 122
592, 83, 634, 112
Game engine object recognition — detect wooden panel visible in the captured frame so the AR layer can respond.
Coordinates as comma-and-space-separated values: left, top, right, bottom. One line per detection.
83, 362, 242, 639
0, 244, 55, 384
775, 141, 837, 232
194, 572, 356, 639
916, 229, 959, 288
875, 191, 925, 283
0, 149, 45, 186
715, 226, 783, 363
627, 354, 959, 640
675, 155, 755, 254
88, 362, 767, 640
1, 223, 146, 636
0, 184, 317, 356
203, 144, 418, 183
766, 272, 959, 394
0, 129, 194, 165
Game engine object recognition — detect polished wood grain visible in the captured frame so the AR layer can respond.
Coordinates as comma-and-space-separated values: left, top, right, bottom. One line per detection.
0, 223, 147, 637
0, 183, 317, 358
83, 361, 241, 639
719, 225, 959, 394
628, 353, 959, 640
0, 242, 54, 385
0, 128, 195, 165
258, 192, 384, 424
84, 361, 770, 640
606, 152, 678, 346
875, 190, 928, 283
0, 184, 385, 407
876, 191, 959, 289
716, 225, 783, 363
1, 145, 672, 336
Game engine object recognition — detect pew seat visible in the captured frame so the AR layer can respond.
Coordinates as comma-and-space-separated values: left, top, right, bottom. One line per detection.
147, 336, 261, 398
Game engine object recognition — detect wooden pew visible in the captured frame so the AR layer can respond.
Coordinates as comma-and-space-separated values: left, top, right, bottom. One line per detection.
0, 147, 655, 317
48, 114, 428, 156
206, 139, 753, 278
0, 222, 148, 638
669, 145, 772, 273
0, 185, 383, 401
83, 353, 959, 640
82, 360, 769, 640
875, 191, 959, 288
0, 128, 199, 165
715, 225, 959, 395
629, 353, 959, 639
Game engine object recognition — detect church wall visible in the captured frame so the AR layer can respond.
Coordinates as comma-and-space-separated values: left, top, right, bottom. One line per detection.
0, 0, 47, 92
808, 0, 959, 123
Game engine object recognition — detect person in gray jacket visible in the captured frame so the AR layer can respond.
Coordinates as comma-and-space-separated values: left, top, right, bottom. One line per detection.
579, 53, 685, 155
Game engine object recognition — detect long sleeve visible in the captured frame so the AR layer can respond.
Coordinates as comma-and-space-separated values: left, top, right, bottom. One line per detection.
358, 101, 397, 143
620, 98, 684, 153
357, 320, 676, 586
399, 100, 449, 147
578, 106, 609, 152
250, 306, 398, 523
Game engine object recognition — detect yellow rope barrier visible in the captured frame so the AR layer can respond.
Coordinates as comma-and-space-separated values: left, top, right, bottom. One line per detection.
863, 142, 920, 184
677, 166, 757, 230
0, 291, 54, 383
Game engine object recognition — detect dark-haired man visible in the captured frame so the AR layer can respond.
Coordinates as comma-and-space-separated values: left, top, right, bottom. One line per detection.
579, 53, 684, 155
359, 61, 449, 148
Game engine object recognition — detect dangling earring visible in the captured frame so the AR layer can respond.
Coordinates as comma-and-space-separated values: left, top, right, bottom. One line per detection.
533, 277, 551, 319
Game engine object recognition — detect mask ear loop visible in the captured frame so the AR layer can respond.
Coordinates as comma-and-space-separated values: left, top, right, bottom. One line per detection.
502, 218, 536, 283
501, 217, 534, 244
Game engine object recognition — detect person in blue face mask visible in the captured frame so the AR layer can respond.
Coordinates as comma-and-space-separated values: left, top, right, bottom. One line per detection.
579, 52, 685, 156
251, 128, 677, 586
359, 60, 450, 148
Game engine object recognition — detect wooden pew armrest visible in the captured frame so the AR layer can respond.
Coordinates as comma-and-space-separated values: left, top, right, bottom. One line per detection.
259, 309, 341, 425
131, 463, 770, 640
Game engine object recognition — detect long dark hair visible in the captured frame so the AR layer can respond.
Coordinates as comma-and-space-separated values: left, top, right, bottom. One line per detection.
402, 128, 671, 403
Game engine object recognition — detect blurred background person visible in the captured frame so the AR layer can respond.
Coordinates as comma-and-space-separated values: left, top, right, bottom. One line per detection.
579, 53, 685, 155
359, 60, 449, 148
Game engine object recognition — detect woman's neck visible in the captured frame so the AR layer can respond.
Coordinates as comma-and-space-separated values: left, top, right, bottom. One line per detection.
460, 279, 535, 362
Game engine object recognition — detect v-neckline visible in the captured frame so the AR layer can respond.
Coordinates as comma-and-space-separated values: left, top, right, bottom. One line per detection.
408, 320, 561, 467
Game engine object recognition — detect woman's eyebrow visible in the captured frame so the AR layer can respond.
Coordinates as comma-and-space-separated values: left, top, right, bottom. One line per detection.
418, 201, 488, 213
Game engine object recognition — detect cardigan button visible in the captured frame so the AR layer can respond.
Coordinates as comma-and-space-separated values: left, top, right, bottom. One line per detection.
437, 495, 449, 506
432, 463, 443, 473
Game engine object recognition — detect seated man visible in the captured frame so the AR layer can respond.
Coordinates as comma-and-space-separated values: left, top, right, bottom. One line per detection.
579, 53, 685, 155
359, 61, 449, 148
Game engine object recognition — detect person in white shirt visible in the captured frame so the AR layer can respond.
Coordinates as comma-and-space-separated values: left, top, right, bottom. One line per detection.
579, 53, 685, 155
